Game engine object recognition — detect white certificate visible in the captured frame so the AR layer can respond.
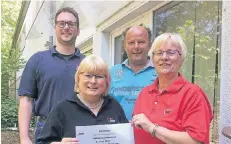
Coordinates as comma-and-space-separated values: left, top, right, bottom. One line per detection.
76, 123, 134, 144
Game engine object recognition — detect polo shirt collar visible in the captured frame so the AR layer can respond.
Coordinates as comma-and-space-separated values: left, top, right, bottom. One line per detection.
67, 92, 111, 106
149, 73, 186, 93
50, 45, 81, 57
122, 59, 154, 69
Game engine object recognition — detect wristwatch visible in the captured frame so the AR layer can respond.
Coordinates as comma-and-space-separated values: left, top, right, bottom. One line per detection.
151, 123, 159, 137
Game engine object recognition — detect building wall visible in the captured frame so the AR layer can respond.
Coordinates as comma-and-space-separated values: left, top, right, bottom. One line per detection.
13, 1, 231, 143
220, 1, 231, 144
94, 1, 222, 143
93, 1, 166, 67
14, 1, 55, 98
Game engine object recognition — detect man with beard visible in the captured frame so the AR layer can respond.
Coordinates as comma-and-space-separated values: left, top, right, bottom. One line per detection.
18, 7, 85, 144
110, 25, 157, 120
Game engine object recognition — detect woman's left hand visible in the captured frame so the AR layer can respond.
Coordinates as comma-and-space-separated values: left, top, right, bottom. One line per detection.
132, 113, 154, 133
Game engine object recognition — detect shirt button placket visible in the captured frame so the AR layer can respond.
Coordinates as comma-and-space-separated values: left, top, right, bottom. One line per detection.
151, 93, 160, 113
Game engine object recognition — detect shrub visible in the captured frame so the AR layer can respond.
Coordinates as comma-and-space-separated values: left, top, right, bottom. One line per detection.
1, 98, 18, 128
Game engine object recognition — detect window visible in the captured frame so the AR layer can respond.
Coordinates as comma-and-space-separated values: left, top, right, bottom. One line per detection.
153, 1, 221, 105
153, 2, 221, 141
114, 35, 127, 64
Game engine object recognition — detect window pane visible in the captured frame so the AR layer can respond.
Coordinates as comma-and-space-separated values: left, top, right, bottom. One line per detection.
153, 1, 221, 104
114, 35, 127, 64
194, 1, 220, 104
154, 1, 195, 82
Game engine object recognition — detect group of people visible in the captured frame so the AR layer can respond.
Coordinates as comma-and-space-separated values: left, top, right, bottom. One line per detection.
18, 7, 213, 144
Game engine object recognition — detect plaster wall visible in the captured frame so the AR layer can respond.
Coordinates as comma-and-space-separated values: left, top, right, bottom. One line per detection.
219, 1, 231, 144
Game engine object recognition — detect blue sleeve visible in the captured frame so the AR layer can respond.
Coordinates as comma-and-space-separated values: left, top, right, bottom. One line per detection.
18, 53, 39, 98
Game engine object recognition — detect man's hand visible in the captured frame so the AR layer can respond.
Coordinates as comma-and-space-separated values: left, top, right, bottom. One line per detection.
132, 113, 154, 133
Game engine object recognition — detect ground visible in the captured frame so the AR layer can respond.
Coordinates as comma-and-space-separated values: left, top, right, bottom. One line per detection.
1, 130, 34, 144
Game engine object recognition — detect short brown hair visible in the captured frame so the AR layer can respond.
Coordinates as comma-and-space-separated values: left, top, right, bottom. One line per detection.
55, 7, 79, 28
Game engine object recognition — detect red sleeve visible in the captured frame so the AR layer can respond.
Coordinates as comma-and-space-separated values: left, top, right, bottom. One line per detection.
182, 89, 213, 144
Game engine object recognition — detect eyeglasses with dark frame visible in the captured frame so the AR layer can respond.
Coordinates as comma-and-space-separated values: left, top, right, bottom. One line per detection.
56, 21, 77, 28
153, 50, 181, 57
80, 72, 107, 81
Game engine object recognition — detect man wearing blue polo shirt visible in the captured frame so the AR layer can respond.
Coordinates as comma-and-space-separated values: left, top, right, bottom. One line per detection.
110, 25, 157, 120
18, 7, 85, 144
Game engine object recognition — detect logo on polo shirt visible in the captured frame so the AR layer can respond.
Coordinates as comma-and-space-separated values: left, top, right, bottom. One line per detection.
107, 117, 115, 123
164, 108, 172, 115
115, 69, 124, 80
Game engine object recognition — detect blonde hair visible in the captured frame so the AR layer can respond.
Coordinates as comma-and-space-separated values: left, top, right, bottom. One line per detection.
74, 55, 110, 96
149, 33, 187, 59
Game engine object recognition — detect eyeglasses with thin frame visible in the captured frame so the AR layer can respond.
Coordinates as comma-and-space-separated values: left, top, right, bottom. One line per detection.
80, 73, 106, 81
152, 50, 181, 57
56, 21, 77, 28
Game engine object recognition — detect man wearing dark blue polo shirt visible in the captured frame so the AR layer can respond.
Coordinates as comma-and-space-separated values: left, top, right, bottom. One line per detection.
18, 7, 84, 144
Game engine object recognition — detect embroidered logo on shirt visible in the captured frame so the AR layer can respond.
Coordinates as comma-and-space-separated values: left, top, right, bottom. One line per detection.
115, 69, 124, 80
164, 108, 172, 115
107, 117, 116, 123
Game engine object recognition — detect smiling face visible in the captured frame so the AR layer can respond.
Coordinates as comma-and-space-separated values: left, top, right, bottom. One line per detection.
78, 72, 107, 99
55, 12, 79, 45
75, 55, 110, 101
124, 26, 151, 65
152, 39, 184, 76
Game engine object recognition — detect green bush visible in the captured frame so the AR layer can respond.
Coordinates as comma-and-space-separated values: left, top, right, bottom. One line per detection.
1, 98, 18, 128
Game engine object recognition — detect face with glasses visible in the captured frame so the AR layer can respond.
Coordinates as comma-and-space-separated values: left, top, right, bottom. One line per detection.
78, 72, 107, 98
55, 12, 79, 45
152, 40, 184, 75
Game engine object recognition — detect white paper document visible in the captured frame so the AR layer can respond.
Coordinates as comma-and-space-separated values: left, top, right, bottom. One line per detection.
76, 123, 134, 144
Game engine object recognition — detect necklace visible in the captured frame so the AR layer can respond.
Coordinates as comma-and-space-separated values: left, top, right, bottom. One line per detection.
78, 95, 103, 109
88, 100, 102, 109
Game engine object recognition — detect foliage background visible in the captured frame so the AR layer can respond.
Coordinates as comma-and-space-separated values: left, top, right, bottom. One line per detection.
1, 0, 25, 128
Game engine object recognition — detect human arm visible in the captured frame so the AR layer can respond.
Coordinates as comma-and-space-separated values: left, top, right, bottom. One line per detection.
132, 89, 212, 144
36, 102, 80, 144
132, 113, 201, 144
18, 96, 33, 144
18, 54, 39, 144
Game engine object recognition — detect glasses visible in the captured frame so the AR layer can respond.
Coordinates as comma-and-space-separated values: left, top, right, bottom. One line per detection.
153, 50, 181, 57
81, 73, 106, 81
56, 21, 77, 28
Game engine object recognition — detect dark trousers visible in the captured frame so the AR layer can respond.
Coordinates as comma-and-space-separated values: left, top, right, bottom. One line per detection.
34, 119, 45, 144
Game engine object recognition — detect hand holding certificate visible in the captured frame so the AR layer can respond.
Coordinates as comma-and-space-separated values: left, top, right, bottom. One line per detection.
76, 123, 134, 144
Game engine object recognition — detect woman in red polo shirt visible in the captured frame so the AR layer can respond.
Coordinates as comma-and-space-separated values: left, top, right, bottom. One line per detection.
132, 33, 213, 144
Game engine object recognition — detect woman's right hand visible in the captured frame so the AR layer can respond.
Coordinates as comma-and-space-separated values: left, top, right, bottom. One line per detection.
51, 138, 79, 144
